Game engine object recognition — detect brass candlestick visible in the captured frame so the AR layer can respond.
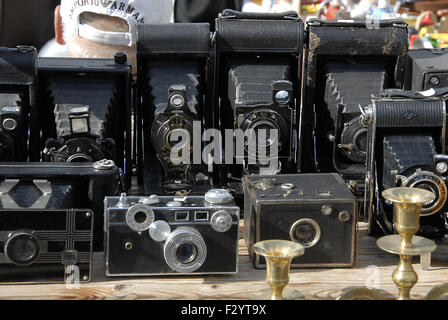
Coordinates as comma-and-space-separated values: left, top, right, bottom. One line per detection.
338, 187, 439, 301
251, 239, 305, 300
377, 187, 437, 300
426, 283, 448, 300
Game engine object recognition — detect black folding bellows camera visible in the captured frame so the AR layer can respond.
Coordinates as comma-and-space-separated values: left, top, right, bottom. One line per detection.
0, 46, 36, 161
214, 10, 304, 204
35, 55, 132, 188
302, 19, 408, 227
137, 23, 212, 195
363, 88, 448, 240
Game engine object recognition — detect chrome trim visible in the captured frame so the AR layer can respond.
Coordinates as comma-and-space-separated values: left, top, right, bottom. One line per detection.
364, 100, 377, 230
289, 218, 322, 248
442, 100, 447, 154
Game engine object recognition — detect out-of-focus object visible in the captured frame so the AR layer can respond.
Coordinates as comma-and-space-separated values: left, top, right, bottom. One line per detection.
416, 11, 437, 31
413, 1, 448, 12
0, 0, 59, 50
175, 0, 242, 29
242, 0, 273, 12
425, 283, 448, 300
439, 16, 448, 33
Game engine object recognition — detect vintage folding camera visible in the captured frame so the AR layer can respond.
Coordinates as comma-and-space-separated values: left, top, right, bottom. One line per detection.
35, 55, 132, 188
363, 88, 448, 240
104, 189, 239, 276
403, 48, 448, 91
0, 209, 93, 284
137, 23, 212, 195
243, 173, 357, 268
214, 10, 304, 204
302, 19, 408, 214
0, 46, 36, 161
0, 160, 121, 250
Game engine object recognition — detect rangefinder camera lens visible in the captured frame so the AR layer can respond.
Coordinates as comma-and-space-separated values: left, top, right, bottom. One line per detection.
5, 232, 41, 266
164, 227, 207, 273
175, 242, 197, 264
290, 218, 321, 248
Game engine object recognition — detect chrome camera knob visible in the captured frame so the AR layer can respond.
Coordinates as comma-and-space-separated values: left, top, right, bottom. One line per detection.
210, 210, 233, 233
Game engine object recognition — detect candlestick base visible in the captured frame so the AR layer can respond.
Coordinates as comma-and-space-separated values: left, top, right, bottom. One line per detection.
251, 287, 305, 300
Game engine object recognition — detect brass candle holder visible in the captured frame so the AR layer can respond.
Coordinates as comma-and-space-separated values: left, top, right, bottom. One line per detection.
377, 187, 437, 300
338, 187, 440, 300
251, 239, 305, 300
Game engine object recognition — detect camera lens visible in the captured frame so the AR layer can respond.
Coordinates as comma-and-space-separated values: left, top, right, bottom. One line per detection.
290, 218, 321, 248
175, 242, 197, 264
249, 121, 279, 149
164, 227, 207, 273
166, 128, 191, 149
5, 232, 41, 266
413, 181, 439, 209
405, 171, 447, 216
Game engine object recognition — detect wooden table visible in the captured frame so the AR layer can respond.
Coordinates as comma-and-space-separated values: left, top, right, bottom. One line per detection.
0, 232, 447, 300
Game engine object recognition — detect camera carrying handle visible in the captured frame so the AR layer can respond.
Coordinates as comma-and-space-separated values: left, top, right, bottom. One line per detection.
382, 88, 448, 99
219, 9, 300, 21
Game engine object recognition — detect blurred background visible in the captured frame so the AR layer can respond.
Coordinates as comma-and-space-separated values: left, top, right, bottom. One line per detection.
0, 0, 447, 50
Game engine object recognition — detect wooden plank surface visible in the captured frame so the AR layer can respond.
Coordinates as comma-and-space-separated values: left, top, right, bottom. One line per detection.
0, 231, 447, 300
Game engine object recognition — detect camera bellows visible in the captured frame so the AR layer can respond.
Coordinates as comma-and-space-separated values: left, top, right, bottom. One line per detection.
324, 64, 389, 121
47, 77, 116, 133
147, 62, 201, 116
147, 62, 205, 188
228, 63, 290, 108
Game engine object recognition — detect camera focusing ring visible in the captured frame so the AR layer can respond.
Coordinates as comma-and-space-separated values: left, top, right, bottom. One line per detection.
290, 218, 322, 249
126, 204, 155, 232
164, 227, 207, 273
339, 116, 367, 163
5, 231, 41, 267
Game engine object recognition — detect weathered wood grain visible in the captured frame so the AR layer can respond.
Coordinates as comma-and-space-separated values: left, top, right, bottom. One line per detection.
0, 234, 446, 300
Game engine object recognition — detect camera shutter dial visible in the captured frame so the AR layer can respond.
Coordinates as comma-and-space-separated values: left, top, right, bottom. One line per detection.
205, 189, 233, 204
126, 204, 155, 232
290, 218, 322, 248
211, 210, 233, 233
163, 227, 207, 273
5, 231, 41, 266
